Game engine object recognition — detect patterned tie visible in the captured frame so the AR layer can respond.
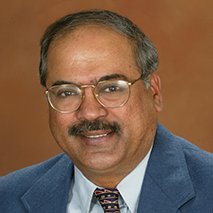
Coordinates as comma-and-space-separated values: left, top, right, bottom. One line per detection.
94, 188, 120, 213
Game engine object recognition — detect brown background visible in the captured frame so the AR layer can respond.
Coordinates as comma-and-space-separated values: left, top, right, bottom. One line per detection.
0, 0, 212, 176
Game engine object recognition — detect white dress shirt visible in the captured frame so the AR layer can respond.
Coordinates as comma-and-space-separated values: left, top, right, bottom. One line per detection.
67, 147, 152, 213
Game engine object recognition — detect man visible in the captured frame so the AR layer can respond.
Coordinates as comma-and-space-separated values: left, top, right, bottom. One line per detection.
0, 9, 212, 213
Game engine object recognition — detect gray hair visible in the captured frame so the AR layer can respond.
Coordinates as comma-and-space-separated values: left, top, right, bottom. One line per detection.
39, 9, 159, 87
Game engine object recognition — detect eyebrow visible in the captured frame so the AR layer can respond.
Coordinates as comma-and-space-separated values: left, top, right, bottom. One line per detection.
98, 73, 128, 81
51, 73, 129, 87
51, 80, 76, 86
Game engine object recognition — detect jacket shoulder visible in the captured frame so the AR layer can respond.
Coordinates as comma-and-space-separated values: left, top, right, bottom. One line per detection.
0, 154, 65, 200
155, 124, 213, 211
158, 124, 213, 170
175, 135, 213, 173
176, 137, 213, 210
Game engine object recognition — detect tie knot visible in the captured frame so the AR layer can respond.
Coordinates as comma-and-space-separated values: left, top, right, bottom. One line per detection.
94, 188, 120, 212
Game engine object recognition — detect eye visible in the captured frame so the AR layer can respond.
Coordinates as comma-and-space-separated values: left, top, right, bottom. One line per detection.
60, 91, 75, 97
55, 88, 80, 98
105, 85, 119, 92
100, 84, 121, 93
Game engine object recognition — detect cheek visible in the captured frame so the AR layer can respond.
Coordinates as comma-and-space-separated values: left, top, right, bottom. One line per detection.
124, 91, 157, 131
49, 110, 70, 140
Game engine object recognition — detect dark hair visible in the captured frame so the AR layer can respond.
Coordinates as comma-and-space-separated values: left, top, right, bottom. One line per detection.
39, 9, 158, 86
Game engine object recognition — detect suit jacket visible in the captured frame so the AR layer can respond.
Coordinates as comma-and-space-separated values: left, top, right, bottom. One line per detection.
1, 124, 213, 213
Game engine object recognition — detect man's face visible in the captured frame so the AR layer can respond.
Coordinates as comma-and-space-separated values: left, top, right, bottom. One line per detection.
46, 25, 162, 185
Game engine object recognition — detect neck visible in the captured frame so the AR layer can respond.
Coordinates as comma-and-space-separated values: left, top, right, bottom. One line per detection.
85, 172, 127, 188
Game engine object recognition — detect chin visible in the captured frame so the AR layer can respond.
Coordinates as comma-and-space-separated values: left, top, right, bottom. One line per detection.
79, 154, 122, 173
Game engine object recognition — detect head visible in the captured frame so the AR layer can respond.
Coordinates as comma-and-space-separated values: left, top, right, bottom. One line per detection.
39, 9, 158, 87
40, 9, 163, 187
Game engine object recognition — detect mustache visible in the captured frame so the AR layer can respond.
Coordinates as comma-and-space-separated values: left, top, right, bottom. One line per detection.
68, 120, 121, 136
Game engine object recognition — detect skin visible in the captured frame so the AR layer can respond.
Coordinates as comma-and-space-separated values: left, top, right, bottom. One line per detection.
45, 25, 163, 188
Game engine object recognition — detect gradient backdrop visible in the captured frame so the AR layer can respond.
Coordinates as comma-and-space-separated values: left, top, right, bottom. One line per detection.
1, 0, 213, 175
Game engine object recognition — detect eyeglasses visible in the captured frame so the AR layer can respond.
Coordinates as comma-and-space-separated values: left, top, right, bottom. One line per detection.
45, 76, 142, 113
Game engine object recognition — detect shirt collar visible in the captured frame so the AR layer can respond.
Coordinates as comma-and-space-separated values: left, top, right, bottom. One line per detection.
70, 146, 152, 212
72, 166, 97, 212
117, 146, 152, 212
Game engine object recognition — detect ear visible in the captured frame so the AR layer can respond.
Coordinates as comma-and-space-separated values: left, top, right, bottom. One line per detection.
149, 73, 163, 112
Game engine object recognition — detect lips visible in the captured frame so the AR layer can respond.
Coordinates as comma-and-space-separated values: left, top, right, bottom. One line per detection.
80, 130, 112, 139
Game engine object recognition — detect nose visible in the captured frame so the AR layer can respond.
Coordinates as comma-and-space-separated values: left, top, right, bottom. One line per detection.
76, 87, 108, 120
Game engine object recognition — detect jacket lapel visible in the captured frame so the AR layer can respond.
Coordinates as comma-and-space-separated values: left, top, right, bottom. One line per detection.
137, 124, 195, 213
20, 154, 73, 213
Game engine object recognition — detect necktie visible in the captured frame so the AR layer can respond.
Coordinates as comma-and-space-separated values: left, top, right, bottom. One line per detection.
94, 188, 120, 213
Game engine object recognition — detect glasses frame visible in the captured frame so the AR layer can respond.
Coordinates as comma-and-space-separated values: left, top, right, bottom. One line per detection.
45, 75, 142, 113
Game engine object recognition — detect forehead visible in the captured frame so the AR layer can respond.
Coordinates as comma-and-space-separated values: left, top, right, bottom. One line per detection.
46, 25, 139, 86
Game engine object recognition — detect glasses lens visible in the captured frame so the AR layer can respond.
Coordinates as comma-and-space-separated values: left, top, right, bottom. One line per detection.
96, 80, 130, 107
47, 84, 82, 113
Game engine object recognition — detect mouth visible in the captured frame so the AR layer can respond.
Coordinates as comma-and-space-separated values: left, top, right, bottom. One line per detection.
68, 120, 121, 144
80, 130, 112, 139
